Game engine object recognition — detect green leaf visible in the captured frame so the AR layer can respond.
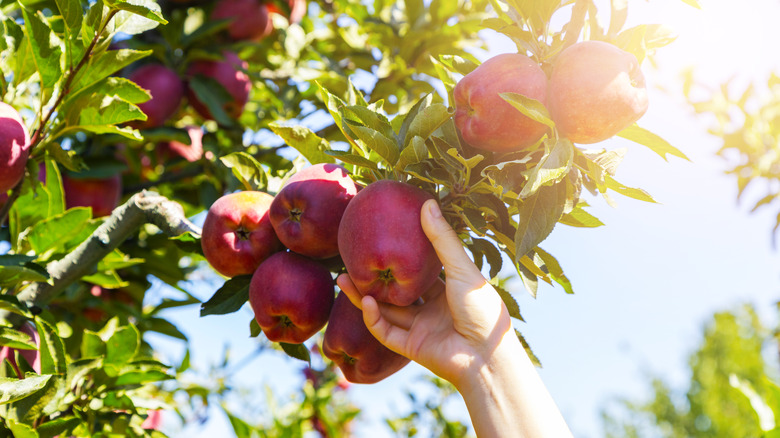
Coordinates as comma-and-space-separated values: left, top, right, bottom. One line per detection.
494, 284, 523, 321
80, 330, 105, 358
0, 255, 50, 287
8, 419, 40, 438
559, 206, 604, 228
617, 124, 689, 161
21, 8, 63, 93
144, 317, 188, 341
348, 124, 400, 165
106, 0, 168, 35
404, 103, 453, 147
438, 54, 479, 76
55, 0, 84, 39
106, 324, 139, 366
396, 136, 429, 171
500, 92, 555, 131
0, 295, 32, 318
0, 327, 38, 350
342, 105, 395, 141
398, 94, 434, 147
37, 417, 81, 438
24, 208, 91, 255
515, 330, 541, 367
200, 275, 252, 317
44, 156, 65, 216
113, 359, 171, 385
514, 181, 567, 260
605, 175, 656, 203
535, 247, 573, 294
249, 318, 262, 338
70, 49, 151, 96
220, 152, 268, 191
35, 317, 67, 375
0, 375, 53, 405
269, 124, 335, 165
469, 237, 503, 279
326, 150, 378, 170
279, 342, 311, 364
519, 139, 574, 198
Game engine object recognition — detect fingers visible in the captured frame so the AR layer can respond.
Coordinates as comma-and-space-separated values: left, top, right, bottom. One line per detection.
420, 199, 485, 287
361, 295, 410, 357
336, 273, 417, 330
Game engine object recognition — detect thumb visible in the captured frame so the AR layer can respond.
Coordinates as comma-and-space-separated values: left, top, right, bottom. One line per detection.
420, 199, 485, 287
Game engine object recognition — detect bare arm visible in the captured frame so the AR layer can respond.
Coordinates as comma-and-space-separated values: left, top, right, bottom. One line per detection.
337, 199, 572, 437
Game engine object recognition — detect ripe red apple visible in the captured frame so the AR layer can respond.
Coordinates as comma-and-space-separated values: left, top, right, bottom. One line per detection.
186, 51, 251, 121
270, 163, 357, 259
0, 102, 31, 193
322, 293, 410, 383
212, 0, 273, 41
453, 53, 548, 152
337, 180, 441, 306
128, 64, 184, 129
547, 40, 649, 144
0, 322, 41, 376
62, 173, 122, 217
201, 191, 282, 277
248, 251, 334, 344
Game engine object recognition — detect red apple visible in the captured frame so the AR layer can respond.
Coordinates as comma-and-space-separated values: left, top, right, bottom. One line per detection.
212, 0, 273, 41
0, 322, 41, 377
0, 102, 31, 193
141, 410, 163, 430
128, 64, 184, 129
322, 293, 410, 384
201, 191, 282, 277
62, 173, 122, 217
453, 53, 548, 152
186, 51, 251, 121
269, 163, 357, 259
547, 40, 649, 144
248, 251, 334, 344
337, 180, 441, 306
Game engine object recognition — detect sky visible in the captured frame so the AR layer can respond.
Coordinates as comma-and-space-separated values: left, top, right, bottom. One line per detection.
148, 0, 780, 437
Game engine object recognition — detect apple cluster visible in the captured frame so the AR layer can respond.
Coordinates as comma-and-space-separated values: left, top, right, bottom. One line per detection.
453, 40, 649, 151
201, 166, 443, 383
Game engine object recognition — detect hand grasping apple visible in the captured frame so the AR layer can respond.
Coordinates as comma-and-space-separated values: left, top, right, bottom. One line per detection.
337, 199, 573, 438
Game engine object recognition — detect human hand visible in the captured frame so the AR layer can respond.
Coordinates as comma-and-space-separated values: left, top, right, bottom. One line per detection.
336, 198, 515, 390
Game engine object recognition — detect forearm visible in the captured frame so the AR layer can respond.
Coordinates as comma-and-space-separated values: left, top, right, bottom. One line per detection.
456, 334, 573, 438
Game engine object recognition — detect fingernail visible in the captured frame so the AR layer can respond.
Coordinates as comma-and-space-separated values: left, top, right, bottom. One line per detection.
427, 200, 442, 219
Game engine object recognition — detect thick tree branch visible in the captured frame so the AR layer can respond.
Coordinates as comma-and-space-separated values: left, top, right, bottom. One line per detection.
0, 191, 200, 325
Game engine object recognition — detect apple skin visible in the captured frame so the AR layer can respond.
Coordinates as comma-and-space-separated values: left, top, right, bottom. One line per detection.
0, 102, 31, 193
0, 322, 41, 376
322, 293, 410, 384
270, 163, 357, 259
547, 40, 649, 144
186, 51, 251, 120
128, 64, 184, 129
453, 53, 548, 153
248, 251, 334, 344
212, 0, 273, 41
201, 191, 282, 277
62, 174, 122, 217
337, 180, 442, 307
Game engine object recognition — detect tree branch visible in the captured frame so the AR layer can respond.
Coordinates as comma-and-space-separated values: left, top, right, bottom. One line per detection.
0, 191, 200, 326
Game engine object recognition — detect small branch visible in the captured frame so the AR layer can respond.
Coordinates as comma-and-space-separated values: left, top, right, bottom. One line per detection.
0, 191, 201, 326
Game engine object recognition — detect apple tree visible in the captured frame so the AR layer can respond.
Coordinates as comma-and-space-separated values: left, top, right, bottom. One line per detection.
0, 0, 688, 435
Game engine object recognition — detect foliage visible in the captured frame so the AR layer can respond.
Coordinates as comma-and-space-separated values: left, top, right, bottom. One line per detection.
0, 0, 688, 435
683, 71, 780, 243
602, 304, 780, 438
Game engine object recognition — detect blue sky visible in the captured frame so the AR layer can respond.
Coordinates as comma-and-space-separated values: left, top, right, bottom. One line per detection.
148, 0, 780, 436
